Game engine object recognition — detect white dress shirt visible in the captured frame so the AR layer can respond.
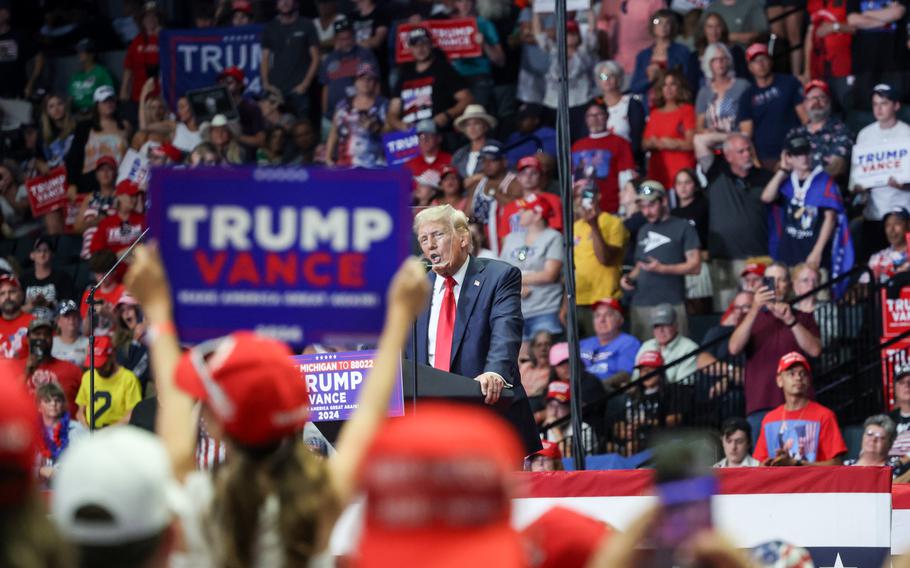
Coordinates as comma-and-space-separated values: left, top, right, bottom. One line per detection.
427, 259, 470, 367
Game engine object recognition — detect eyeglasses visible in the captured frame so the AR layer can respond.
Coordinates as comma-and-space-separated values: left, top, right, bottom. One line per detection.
864, 429, 887, 440
733, 303, 752, 311
598, 72, 613, 81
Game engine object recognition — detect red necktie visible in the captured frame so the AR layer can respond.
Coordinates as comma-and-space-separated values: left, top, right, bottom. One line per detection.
434, 276, 457, 371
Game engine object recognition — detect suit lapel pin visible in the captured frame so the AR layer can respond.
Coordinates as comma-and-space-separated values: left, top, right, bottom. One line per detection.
473, 280, 480, 287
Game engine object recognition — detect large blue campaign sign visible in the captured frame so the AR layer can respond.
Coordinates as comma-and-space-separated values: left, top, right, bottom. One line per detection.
147, 166, 412, 347
159, 25, 263, 110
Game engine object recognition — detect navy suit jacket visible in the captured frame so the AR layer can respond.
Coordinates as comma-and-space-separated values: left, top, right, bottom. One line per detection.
406, 256, 541, 453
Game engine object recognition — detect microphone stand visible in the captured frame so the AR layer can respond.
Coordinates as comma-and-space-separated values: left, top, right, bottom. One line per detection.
87, 227, 149, 432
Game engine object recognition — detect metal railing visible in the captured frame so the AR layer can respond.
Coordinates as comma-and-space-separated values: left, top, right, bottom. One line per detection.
542, 266, 888, 458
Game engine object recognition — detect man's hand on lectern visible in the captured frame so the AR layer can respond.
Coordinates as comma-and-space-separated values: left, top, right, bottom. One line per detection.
475, 372, 505, 405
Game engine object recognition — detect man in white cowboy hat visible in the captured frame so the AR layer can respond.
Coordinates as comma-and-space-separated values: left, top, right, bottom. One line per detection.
452, 104, 500, 182
387, 26, 472, 132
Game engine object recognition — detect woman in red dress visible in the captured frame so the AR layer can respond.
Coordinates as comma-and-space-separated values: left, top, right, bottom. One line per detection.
642, 69, 696, 187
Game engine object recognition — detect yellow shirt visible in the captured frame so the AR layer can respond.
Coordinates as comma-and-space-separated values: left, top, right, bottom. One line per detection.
76, 366, 142, 428
574, 213, 629, 305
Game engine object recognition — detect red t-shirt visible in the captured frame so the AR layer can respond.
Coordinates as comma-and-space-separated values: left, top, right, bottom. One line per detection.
90, 213, 147, 256
642, 104, 697, 188
497, 191, 564, 246
744, 310, 820, 414
124, 32, 160, 102
405, 152, 453, 178
80, 284, 125, 320
571, 133, 635, 214
807, 2, 852, 79
27, 358, 83, 416
0, 312, 33, 360
753, 401, 847, 463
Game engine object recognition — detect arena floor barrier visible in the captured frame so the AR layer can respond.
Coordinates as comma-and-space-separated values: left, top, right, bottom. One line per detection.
331, 467, 895, 566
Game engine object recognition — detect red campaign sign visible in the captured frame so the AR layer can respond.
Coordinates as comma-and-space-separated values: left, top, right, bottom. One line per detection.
395, 18, 481, 63
26, 166, 68, 217
879, 287, 910, 406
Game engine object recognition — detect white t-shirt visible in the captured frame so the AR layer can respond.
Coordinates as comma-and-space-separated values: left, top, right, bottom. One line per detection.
172, 123, 203, 153
852, 120, 910, 220
52, 336, 89, 368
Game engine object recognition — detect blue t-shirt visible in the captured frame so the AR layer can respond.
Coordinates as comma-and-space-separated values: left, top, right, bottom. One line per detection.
579, 333, 641, 380
452, 17, 499, 77
742, 74, 803, 160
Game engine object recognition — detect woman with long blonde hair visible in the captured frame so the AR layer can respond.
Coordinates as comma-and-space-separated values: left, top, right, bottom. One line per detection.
124, 246, 429, 567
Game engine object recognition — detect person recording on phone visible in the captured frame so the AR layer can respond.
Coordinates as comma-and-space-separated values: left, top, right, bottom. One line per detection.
564, 181, 629, 338
728, 261, 822, 438
407, 204, 541, 454
620, 180, 701, 340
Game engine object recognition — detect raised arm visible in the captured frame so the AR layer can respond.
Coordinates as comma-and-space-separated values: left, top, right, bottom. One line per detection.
328, 258, 429, 505
762, 161, 789, 203
123, 244, 197, 481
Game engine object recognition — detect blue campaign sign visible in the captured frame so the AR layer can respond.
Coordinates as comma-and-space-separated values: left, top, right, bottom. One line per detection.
147, 166, 412, 347
159, 25, 263, 110
382, 129, 420, 165
293, 350, 404, 422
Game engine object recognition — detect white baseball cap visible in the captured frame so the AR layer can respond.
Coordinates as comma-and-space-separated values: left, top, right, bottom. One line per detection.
93, 85, 116, 104
51, 427, 186, 546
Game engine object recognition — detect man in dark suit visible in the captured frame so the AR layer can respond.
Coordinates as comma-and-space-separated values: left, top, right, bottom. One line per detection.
407, 205, 541, 453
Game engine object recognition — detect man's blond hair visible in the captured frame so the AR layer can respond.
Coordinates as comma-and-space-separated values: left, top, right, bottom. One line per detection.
413, 205, 472, 251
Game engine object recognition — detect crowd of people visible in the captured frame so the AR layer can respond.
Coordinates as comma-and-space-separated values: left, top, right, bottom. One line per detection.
0, 0, 909, 564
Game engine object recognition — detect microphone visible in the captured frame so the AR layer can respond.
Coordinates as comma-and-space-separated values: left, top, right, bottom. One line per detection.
420, 256, 434, 273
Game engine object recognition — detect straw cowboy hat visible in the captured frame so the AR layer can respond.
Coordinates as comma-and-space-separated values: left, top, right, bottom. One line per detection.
200, 113, 242, 141
454, 104, 497, 132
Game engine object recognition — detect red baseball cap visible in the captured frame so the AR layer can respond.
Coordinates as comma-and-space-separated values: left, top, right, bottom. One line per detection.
84, 335, 114, 368
745, 43, 770, 62
440, 165, 460, 179
0, 274, 20, 290
636, 350, 664, 369
546, 380, 570, 403
592, 297, 623, 316
355, 402, 524, 568
531, 439, 563, 461
218, 66, 245, 85
804, 79, 830, 97
777, 351, 811, 374
231, 0, 253, 14
115, 179, 140, 196
0, 377, 39, 506
94, 155, 118, 170
174, 332, 309, 447
740, 262, 766, 278
522, 507, 613, 568
517, 155, 542, 173
516, 193, 554, 220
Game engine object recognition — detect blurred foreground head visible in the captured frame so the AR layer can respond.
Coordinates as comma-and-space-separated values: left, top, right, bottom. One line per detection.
175, 331, 310, 448
52, 427, 181, 568
0, 375, 73, 568
354, 403, 524, 568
